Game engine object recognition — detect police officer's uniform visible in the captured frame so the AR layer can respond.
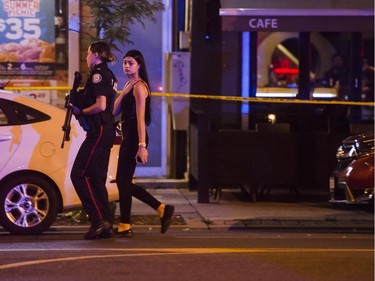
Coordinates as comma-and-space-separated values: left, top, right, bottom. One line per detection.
70, 62, 117, 234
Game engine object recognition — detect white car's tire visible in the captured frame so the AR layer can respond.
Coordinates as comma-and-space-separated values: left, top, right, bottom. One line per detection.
0, 175, 60, 235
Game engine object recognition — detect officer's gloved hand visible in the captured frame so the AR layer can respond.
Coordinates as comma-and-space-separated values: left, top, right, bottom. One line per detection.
69, 103, 81, 117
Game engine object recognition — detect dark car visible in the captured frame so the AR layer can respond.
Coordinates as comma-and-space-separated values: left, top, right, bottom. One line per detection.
329, 132, 374, 211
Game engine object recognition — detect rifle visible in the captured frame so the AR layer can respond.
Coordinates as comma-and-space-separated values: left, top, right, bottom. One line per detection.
61, 71, 82, 149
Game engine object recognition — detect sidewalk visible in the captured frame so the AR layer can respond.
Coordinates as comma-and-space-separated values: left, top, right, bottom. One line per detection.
108, 179, 374, 233
52, 179, 373, 233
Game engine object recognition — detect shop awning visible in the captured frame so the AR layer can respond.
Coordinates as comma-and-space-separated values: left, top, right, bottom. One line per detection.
220, 9, 374, 32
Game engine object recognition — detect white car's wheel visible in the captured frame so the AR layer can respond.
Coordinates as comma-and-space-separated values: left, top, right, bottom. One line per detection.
0, 175, 60, 235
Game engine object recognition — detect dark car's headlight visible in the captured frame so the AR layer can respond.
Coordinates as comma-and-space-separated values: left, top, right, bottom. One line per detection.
336, 145, 357, 159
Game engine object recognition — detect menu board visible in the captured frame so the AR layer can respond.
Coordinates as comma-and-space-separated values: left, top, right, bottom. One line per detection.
0, 0, 55, 76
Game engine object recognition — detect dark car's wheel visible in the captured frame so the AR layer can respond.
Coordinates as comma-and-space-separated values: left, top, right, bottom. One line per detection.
0, 175, 59, 235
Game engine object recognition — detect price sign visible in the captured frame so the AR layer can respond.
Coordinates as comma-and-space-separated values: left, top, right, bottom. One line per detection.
0, 18, 42, 40
0, 0, 55, 76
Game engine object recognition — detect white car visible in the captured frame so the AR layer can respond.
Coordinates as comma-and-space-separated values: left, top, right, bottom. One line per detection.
0, 90, 119, 235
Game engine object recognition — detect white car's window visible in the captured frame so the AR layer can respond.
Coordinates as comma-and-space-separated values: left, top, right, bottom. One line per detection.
0, 98, 50, 126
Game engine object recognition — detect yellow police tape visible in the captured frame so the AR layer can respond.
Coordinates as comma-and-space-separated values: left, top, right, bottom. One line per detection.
153, 92, 375, 106
4, 86, 374, 107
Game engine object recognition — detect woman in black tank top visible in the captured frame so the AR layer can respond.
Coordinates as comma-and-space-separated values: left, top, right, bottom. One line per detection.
113, 49, 174, 237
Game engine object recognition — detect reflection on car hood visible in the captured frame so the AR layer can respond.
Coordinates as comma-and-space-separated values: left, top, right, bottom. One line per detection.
342, 132, 374, 146
337, 132, 374, 160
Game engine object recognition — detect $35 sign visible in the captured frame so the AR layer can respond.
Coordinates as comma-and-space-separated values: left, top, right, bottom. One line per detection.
0, 18, 41, 40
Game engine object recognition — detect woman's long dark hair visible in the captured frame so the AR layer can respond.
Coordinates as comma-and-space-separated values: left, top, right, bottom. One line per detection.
124, 49, 151, 125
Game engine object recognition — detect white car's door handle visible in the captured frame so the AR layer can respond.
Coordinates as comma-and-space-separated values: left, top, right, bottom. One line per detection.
0, 135, 12, 142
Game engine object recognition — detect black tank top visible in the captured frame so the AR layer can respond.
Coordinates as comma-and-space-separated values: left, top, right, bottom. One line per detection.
120, 80, 151, 125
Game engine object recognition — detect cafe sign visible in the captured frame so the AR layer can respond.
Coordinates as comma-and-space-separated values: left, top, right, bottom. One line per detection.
220, 9, 374, 32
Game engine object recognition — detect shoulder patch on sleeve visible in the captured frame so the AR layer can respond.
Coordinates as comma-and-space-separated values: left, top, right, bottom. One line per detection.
92, 73, 102, 83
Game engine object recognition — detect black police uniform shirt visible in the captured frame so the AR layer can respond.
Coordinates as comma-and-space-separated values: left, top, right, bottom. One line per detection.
83, 62, 117, 127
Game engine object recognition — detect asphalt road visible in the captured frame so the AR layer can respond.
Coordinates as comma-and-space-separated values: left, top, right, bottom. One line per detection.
0, 229, 373, 281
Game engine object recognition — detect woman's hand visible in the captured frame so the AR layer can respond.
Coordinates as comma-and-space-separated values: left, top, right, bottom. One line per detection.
114, 79, 139, 116
135, 147, 148, 165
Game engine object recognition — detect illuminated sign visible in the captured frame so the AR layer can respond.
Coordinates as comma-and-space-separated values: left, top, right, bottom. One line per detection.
0, 0, 55, 76
220, 9, 374, 32
249, 18, 278, 29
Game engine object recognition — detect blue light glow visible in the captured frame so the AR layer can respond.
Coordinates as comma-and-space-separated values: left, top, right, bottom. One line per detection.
241, 32, 250, 114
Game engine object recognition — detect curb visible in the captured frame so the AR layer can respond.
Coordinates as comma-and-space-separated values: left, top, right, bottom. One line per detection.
47, 217, 374, 234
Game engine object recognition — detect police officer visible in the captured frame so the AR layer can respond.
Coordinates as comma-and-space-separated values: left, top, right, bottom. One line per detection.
70, 41, 117, 240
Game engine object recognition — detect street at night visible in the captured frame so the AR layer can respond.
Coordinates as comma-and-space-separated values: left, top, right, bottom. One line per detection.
0, 229, 373, 281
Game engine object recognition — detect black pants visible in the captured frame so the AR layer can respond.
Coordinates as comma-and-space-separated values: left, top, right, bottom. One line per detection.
116, 122, 161, 224
71, 123, 115, 227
